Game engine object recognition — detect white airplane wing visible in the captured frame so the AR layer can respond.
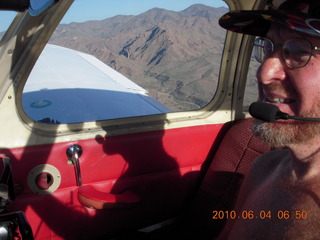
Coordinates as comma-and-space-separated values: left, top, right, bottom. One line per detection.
22, 44, 171, 124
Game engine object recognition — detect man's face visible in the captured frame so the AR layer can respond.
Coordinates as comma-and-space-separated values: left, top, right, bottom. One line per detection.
254, 25, 320, 148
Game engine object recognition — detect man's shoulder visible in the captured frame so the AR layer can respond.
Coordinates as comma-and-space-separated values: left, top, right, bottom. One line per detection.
244, 149, 290, 189
252, 148, 290, 172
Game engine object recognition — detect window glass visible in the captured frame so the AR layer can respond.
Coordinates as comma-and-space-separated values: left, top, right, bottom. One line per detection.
244, 53, 260, 110
23, 0, 228, 124
0, 11, 17, 41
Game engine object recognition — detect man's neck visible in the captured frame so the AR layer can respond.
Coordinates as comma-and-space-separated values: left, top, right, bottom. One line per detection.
287, 136, 320, 180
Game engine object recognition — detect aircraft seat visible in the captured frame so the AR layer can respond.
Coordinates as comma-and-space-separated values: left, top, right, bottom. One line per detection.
188, 117, 271, 238
119, 118, 270, 239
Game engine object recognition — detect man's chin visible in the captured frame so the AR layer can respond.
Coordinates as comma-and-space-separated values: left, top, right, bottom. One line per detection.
252, 120, 320, 148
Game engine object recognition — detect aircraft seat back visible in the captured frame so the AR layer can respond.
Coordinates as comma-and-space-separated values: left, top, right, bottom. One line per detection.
189, 118, 270, 238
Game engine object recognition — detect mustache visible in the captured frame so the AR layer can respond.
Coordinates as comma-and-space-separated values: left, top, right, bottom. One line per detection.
260, 82, 296, 96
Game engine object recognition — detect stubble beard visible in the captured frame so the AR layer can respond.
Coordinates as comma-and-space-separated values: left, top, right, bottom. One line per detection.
253, 107, 320, 148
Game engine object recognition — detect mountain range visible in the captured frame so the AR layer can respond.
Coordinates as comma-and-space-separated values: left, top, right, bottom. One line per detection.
49, 4, 228, 111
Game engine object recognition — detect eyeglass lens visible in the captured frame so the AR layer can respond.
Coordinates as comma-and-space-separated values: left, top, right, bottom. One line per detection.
253, 38, 313, 68
283, 39, 312, 68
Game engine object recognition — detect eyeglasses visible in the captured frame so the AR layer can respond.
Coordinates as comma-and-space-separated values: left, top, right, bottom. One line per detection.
253, 37, 320, 68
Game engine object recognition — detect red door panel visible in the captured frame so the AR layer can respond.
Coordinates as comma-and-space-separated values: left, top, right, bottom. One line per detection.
0, 123, 224, 239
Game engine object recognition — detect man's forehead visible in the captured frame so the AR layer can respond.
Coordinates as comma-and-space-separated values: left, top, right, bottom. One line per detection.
267, 24, 320, 44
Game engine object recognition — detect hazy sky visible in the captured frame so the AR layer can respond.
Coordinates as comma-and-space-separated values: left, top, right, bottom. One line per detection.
0, 0, 228, 31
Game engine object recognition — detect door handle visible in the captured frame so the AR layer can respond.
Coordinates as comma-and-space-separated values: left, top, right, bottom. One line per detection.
66, 144, 82, 187
77, 185, 140, 209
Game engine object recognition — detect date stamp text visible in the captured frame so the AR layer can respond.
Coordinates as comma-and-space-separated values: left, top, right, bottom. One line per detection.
212, 210, 308, 220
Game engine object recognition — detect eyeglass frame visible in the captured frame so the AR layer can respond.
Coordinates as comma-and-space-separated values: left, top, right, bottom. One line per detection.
253, 37, 320, 69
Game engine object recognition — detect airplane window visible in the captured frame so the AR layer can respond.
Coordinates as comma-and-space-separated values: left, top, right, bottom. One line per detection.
244, 53, 259, 110
0, 11, 17, 41
22, 0, 228, 124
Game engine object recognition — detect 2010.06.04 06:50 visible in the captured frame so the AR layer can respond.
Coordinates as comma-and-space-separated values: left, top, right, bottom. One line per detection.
212, 210, 308, 220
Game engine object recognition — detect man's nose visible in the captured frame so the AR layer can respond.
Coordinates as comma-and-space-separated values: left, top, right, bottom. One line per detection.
256, 50, 286, 85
